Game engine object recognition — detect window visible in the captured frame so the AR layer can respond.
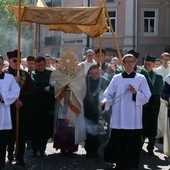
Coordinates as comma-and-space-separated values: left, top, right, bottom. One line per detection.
143, 9, 158, 35
47, 0, 61, 7
107, 11, 117, 34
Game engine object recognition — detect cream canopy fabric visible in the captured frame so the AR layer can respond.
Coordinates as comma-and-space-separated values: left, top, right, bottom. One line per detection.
8, 1, 108, 37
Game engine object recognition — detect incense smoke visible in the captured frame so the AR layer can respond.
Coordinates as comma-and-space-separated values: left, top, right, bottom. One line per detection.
0, 18, 34, 59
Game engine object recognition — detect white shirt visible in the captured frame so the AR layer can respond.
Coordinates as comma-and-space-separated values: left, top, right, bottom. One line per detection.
46, 65, 55, 71
164, 74, 170, 85
83, 59, 97, 76
154, 65, 170, 80
0, 73, 20, 130
102, 73, 151, 130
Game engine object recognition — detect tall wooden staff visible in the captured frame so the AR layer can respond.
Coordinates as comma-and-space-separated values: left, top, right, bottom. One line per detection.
98, 35, 103, 73
16, 0, 22, 154
34, 23, 39, 57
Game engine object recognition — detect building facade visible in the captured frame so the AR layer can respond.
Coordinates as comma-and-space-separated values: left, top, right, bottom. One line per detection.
99, 0, 170, 63
30, 0, 170, 63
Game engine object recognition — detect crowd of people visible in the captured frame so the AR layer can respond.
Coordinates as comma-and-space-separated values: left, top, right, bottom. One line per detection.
0, 48, 170, 170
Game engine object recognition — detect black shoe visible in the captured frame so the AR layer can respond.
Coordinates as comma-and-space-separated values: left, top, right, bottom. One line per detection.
67, 151, 74, 157
61, 149, 67, 155
148, 150, 154, 156
7, 154, 14, 163
14, 161, 25, 167
94, 153, 99, 158
31, 152, 38, 158
7, 160, 13, 165
146, 145, 154, 156
39, 152, 47, 157
86, 152, 93, 158
0, 165, 5, 170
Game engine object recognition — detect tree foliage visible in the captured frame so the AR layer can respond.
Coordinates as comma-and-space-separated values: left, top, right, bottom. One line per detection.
0, 0, 25, 58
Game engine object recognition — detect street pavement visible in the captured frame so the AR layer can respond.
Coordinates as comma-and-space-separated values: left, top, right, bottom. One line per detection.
3, 140, 170, 170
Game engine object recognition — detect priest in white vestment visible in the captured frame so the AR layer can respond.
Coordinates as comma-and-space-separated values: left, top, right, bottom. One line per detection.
154, 52, 170, 156
79, 49, 97, 76
50, 50, 86, 155
162, 75, 170, 157
0, 56, 20, 169
100, 54, 151, 169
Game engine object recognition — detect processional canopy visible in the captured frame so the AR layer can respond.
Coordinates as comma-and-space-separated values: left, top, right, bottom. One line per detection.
8, 0, 108, 37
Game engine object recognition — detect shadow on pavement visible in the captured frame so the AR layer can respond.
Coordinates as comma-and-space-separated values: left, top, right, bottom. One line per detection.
3, 140, 170, 170
139, 141, 170, 170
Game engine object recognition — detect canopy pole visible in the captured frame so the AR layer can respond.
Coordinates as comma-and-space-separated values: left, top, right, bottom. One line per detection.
98, 35, 103, 74
16, 0, 22, 154
34, 23, 38, 57
103, 0, 122, 65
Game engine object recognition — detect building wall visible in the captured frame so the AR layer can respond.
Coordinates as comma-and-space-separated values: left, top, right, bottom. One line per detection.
92, 0, 170, 63
38, 0, 170, 64
137, 0, 170, 60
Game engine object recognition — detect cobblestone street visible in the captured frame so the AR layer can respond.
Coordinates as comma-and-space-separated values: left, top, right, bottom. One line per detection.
3, 140, 170, 170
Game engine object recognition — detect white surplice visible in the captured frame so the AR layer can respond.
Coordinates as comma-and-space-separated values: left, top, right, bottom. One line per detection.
154, 65, 170, 81
0, 73, 20, 130
161, 75, 170, 156
154, 66, 170, 156
102, 73, 151, 130
79, 59, 97, 76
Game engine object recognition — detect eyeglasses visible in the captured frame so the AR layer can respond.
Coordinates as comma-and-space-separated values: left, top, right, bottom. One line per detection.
124, 60, 135, 64
13, 59, 17, 63
12, 59, 21, 63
